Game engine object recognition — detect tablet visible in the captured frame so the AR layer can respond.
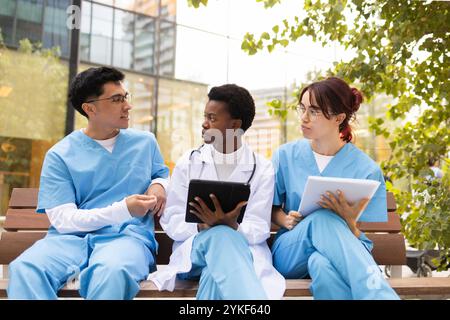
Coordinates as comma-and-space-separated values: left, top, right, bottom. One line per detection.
298, 176, 381, 220
185, 179, 250, 223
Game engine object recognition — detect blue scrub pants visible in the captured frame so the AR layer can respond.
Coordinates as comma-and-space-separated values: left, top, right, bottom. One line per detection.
178, 225, 267, 300
7, 233, 154, 300
271, 209, 399, 300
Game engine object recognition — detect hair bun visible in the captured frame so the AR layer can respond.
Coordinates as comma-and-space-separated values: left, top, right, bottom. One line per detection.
351, 87, 363, 112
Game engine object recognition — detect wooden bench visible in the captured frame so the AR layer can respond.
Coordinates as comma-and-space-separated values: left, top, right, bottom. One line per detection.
1, 188, 450, 299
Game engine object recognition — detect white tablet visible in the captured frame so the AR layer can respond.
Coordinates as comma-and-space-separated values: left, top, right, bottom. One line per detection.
298, 176, 381, 219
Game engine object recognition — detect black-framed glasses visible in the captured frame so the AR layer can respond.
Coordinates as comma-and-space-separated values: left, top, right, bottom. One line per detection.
86, 92, 132, 104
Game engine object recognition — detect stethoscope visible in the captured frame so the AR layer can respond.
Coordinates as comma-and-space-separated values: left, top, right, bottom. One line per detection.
188, 144, 257, 184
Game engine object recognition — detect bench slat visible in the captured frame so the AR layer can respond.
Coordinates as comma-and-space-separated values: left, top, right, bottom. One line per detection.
4, 209, 166, 232
366, 233, 406, 265
5, 189, 399, 233
0, 232, 47, 264
2, 278, 450, 298
387, 192, 396, 212
7, 189, 397, 211
0, 232, 174, 266
357, 212, 402, 233
4, 209, 50, 231
4, 209, 401, 233
8, 188, 38, 209
387, 278, 450, 296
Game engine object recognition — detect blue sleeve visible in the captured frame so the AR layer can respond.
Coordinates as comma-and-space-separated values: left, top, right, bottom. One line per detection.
358, 166, 388, 222
37, 151, 76, 213
272, 149, 285, 207
150, 134, 170, 180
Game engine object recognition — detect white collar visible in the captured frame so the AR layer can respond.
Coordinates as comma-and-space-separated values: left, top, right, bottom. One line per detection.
197, 144, 255, 172
312, 150, 335, 159
211, 144, 244, 165
81, 128, 118, 146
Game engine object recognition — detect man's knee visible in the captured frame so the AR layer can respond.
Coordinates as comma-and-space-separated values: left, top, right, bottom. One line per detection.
81, 261, 132, 289
9, 254, 44, 278
9, 257, 30, 276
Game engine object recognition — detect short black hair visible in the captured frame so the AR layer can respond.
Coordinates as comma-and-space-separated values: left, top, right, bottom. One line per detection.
68, 66, 125, 118
207, 84, 255, 132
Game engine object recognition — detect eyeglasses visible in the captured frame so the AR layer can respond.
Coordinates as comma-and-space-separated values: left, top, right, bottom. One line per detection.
86, 92, 132, 104
296, 104, 336, 120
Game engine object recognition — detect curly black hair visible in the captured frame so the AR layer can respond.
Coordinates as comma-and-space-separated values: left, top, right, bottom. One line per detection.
207, 84, 255, 132
68, 66, 125, 118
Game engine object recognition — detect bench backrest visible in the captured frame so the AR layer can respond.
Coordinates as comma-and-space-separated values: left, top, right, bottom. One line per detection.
0, 188, 406, 266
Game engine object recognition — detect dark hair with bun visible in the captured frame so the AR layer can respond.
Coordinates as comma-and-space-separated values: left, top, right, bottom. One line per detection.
299, 77, 363, 142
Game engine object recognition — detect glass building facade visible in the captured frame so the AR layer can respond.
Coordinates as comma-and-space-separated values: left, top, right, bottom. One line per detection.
0, 0, 176, 76
0, 0, 207, 217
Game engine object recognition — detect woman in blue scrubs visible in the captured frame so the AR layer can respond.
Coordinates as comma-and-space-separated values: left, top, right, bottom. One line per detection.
271, 77, 399, 300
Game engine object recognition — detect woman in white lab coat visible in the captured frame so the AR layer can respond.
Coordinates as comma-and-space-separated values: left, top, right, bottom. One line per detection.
148, 84, 285, 300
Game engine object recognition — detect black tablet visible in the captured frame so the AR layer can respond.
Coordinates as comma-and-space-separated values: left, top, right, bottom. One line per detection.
185, 179, 251, 224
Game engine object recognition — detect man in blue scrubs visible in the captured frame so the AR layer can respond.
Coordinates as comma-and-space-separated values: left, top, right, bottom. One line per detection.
7, 67, 169, 299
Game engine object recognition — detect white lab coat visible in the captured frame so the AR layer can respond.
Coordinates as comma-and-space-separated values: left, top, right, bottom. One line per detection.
148, 143, 286, 299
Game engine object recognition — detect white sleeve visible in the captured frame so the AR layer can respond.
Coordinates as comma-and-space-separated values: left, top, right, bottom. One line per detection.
237, 160, 274, 245
149, 177, 170, 192
46, 199, 133, 234
159, 156, 198, 241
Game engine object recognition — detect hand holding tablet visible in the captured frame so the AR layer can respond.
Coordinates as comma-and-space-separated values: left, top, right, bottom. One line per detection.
298, 176, 380, 220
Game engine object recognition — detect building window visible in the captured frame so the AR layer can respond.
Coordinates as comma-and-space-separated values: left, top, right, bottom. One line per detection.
158, 20, 176, 77
0, 0, 16, 44
113, 0, 136, 12
157, 78, 208, 171
160, 0, 176, 22
133, 0, 159, 17
15, 0, 45, 45
113, 8, 134, 69
134, 14, 155, 73
43, 0, 70, 57
80, 0, 92, 61
90, 3, 113, 65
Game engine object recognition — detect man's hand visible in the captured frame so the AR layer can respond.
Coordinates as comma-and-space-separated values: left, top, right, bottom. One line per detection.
126, 194, 157, 217
146, 183, 167, 217
189, 194, 247, 230
282, 211, 303, 230
318, 190, 369, 238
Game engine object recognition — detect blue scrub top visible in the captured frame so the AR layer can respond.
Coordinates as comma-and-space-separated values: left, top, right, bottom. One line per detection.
36, 128, 169, 251
272, 139, 387, 223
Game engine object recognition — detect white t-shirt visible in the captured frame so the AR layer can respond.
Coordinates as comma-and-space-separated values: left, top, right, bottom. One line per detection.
81, 128, 118, 153
94, 135, 117, 153
212, 145, 244, 181
313, 151, 334, 173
